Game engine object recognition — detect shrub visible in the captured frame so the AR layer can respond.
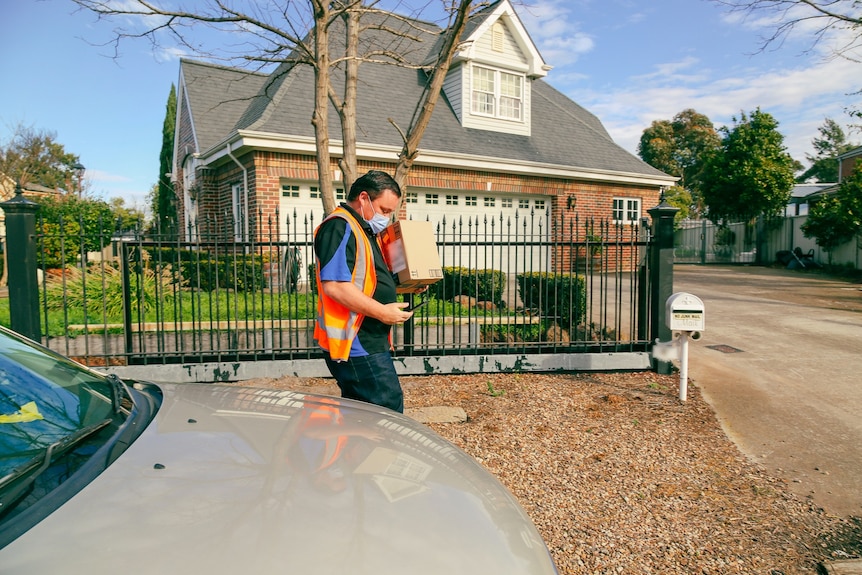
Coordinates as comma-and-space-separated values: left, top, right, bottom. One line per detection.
516, 272, 586, 330
143, 247, 266, 291
42, 264, 179, 319
432, 267, 505, 303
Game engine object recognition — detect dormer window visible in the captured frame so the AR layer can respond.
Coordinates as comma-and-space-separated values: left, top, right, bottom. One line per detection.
471, 65, 523, 121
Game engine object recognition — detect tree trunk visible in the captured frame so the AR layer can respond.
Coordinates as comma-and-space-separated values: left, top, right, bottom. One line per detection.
393, 0, 473, 193
312, 3, 336, 216
336, 7, 360, 193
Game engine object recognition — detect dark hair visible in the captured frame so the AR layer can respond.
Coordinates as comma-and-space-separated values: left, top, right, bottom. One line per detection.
347, 170, 401, 201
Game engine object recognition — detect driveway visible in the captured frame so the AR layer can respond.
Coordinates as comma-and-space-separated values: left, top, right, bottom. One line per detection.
674, 264, 862, 517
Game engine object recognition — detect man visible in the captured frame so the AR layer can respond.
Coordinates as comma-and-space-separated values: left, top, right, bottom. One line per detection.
313, 170, 413, 412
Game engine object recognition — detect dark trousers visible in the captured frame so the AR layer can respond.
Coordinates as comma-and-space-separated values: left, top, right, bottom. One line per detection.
324, 351, 404, 413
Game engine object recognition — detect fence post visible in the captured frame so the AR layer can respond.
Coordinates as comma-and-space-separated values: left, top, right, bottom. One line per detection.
648, 194, 679, 374
1, 184, 42, 341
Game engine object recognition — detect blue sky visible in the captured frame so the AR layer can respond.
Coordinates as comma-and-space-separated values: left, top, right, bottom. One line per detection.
2, 0, 859, 215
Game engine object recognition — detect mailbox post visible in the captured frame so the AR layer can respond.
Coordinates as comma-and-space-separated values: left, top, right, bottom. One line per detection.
663, 292, 705, 401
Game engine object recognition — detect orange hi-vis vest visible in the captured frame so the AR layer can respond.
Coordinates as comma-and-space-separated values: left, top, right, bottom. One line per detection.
298, 398, 348, 472
314, 207, 377, 362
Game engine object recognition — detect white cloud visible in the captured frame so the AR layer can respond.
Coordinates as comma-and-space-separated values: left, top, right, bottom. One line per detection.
572, 53, 859, 163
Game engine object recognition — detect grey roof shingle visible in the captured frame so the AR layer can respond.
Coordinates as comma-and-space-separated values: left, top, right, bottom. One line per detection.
180, 60, 268, 152
180, 6, 669, 180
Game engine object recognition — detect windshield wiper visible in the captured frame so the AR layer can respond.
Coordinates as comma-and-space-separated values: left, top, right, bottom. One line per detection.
0, 418, 113, 515
106, 373, 132, 415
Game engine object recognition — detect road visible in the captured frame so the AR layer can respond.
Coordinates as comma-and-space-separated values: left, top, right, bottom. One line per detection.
674, 264, 862, 517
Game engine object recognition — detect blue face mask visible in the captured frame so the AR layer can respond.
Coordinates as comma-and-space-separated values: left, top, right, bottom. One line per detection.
368, 212, 391, 235
362, 195, 391, 234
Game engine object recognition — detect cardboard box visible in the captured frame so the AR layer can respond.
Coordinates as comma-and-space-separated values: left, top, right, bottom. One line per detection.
380, 220, 443, 292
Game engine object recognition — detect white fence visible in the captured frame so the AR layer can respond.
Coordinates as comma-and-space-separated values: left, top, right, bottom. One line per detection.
674, 216, 861, 269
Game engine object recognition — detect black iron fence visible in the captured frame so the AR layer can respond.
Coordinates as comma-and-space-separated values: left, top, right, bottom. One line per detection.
1, 190, 679, 374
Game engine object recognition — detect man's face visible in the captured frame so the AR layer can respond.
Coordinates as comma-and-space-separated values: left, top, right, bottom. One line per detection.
362, 188, 399, 221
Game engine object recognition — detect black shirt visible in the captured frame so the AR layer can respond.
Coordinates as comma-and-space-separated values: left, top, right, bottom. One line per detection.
314, 204, 397, 355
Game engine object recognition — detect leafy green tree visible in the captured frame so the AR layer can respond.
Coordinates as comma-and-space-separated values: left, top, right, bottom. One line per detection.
109, 197, 146, 232
0, 124, 82, 191
700, 108, 797, 223
801, 196, 855, 260
797, 118, 856, 183
663, 185, 692, 223
35, 196, 117, 268
638, 109, 720, 217
638, 120, 677, 175
802, 164, 862, 261
152, 85, 177, 235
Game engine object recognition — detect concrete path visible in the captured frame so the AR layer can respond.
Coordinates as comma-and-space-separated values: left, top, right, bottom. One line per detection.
674, 265, 862, 518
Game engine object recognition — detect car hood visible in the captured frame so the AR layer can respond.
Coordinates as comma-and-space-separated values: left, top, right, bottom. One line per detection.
2, 383, 557, 574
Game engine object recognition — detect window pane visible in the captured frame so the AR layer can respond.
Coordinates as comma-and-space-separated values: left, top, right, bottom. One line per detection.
500, 72, 521, 97
499, 73, 522, 120
499, 97, 521, 119
471, 67, 495, 115
473, 66, 495, 92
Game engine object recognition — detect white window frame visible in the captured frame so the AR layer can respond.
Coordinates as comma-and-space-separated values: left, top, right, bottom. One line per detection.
613, 197, 641, 225
471, 65, 523, 121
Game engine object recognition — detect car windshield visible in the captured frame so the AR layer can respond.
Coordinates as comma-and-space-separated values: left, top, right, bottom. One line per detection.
0, 328, 132, 515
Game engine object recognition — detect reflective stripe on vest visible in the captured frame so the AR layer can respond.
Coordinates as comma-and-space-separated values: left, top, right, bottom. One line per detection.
313, 207, 377, 361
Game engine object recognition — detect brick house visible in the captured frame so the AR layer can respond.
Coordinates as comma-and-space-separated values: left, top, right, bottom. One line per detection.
172, 0, 674, 263
838, 145, 862, 181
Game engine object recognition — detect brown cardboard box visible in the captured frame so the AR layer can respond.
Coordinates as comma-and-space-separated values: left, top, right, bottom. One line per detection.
380, 220, 443, 292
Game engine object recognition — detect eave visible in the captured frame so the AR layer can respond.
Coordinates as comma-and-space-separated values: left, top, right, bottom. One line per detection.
200, 131, 677, 189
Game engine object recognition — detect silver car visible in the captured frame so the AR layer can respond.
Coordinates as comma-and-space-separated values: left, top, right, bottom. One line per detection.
0, 327, 558, 574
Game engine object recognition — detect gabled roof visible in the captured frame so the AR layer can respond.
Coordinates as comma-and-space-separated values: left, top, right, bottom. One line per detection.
178, 60, 268, 154
838, 144, 862, 161
450, 0, 550, 78
177, 3, 673, 185
789, 183, 836, 204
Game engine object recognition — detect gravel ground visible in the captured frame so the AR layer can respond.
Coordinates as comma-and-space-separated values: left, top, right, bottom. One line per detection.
232, 371, 862, 574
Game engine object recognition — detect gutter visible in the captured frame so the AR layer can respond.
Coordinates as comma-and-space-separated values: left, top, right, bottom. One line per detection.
226, 143, 249, 242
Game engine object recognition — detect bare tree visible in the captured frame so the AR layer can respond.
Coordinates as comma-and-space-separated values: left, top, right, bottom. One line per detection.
71, 0, 478, 214
714, 0, 861, 59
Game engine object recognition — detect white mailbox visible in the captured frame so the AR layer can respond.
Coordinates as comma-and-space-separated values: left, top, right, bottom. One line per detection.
666, 292, 705, 333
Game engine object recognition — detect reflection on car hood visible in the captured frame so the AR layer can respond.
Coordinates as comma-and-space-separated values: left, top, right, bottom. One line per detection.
2, 383, 557, 574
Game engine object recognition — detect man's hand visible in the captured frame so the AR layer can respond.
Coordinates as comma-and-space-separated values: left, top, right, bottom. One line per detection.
322, 281, 413, 325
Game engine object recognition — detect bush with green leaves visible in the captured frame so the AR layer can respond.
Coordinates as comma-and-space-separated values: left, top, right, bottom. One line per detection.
801, 164, 862, 262
41, 264, 177, 321
516, 272, 586, 330
143, 247, 266, 292
432, 267, 505, 303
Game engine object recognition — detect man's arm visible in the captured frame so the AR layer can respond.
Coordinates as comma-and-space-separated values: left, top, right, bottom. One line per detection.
321, 281, 412, 326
